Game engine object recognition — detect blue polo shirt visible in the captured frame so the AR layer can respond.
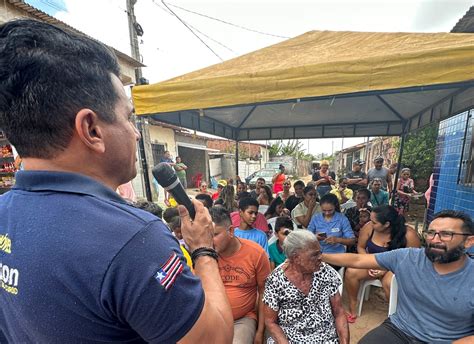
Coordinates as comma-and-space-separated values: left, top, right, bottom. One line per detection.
0, 171, 204, 343
307, 212, 354, 253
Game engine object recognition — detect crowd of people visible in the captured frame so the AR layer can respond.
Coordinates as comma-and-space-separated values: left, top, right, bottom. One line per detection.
0, 19, 472, 344
148, 156, 472, 343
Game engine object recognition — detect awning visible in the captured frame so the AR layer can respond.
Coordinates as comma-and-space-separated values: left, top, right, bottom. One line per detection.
176, 142, 220, 152
133, 30, 474, 140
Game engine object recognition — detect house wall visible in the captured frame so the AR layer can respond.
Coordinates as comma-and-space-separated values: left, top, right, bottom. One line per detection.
428, 109, 474, 221
149, 125, 177, 159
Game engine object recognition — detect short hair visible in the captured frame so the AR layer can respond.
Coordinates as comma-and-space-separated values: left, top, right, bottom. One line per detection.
401, 168, 411, 174
274, 217, 294, 233
238, 196, 259, 211
195, 193, 213, 208
134, 200, 163, 219
162, 207, 179, 223
283, 230, 318, 258
432, 210, 474, 235
209, 206, 232, 227
357, 188, 371, 199
293, 180, 305, 188
303, 185, 316, 195
256, 177, 266, 183
339, 177, 348, 184
0, 19, 120, 158
320, 160, 330, 166
237, 191, 251, 201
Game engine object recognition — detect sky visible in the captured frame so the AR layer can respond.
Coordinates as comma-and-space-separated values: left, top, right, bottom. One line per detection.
26, 0, 473, 155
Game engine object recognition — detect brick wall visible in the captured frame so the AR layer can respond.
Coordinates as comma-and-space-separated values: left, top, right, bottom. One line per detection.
207, 140, 264, 159
428, 109, 474, 221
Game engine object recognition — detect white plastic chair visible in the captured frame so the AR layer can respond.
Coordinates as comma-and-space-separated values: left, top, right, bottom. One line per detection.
357, 274, 398, 316
337, 267, 345, 296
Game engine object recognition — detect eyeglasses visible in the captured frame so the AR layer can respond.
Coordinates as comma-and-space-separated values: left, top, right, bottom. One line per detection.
423, 230, 471, 242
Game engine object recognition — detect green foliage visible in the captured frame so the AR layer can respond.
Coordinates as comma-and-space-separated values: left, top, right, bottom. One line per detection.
269, 141, 283, 157
280, 140, 303, 156
393, 123, 438, 191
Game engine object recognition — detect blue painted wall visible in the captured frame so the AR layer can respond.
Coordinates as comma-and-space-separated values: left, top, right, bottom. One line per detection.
428, 109, 474, 222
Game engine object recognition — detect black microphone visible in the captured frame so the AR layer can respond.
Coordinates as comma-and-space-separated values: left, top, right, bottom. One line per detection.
152, 162, 196, 219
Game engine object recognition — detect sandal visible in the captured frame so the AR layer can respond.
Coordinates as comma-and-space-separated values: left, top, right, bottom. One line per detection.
345, 312, 357, 323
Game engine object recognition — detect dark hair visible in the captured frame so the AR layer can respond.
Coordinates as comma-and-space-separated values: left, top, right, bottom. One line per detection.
372, 205, 407, 250
339, 177, 348, 184
0, 20, 120, 158
162, 207, 179, 232
319, 193, 341, 213
303, 185, 316, 195
238, 197, 259, 211
209, 206, 232, 227
293, 180, 305, 188
433, 210, 474, 235
195, 193, 213, 209
260, 185, 273, 203
265, 197, 284, 217
257, 177, 266, 183
357, 188, 371, 199
274, 216, 293, 233
134, 200, 163, 219
237, 191, 251, 201
163, 207, 179, 223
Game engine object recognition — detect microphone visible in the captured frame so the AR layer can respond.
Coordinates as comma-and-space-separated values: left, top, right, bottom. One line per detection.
152, 162, 196, 219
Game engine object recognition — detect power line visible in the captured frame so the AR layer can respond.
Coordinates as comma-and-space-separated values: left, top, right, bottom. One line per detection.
157, 0, 224, 61
166, 2, 290, 39
151, 0, 237, 55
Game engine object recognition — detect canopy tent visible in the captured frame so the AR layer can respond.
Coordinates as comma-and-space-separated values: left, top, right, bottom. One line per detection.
132, 30, 474, 141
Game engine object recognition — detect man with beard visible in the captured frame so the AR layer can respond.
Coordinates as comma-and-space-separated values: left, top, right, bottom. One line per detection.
322, 210, 474, 343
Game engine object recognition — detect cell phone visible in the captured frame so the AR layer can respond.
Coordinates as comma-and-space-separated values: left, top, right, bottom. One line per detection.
317, 232, 327, 239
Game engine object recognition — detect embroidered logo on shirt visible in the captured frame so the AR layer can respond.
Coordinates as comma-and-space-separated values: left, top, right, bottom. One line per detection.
154, 253, 183, 290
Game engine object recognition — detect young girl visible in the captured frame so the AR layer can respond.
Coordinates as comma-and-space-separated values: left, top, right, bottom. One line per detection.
394, 168, 417, 216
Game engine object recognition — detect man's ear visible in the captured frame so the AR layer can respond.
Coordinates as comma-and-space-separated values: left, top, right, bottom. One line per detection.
75, 109, 105, 153
465, 235, 474, 249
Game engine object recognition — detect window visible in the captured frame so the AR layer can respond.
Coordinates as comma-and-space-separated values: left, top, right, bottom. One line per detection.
152, 144, 166, 165
459, 110, 474, 186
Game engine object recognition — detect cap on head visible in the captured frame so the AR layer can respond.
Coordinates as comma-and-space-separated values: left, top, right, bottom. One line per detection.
374, 156, 384, 162
218, 180, 227, 188
353, 159, 365, 166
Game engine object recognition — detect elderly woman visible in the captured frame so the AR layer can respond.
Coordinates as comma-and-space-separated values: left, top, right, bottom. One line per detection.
263, 230, 348, 343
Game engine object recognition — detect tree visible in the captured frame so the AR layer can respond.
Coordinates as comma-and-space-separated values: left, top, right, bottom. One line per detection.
392, 123, 438, 191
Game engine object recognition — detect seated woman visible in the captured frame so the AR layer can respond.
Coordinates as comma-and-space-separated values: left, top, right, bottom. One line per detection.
217, 185, 238, 212
263, 230, 348, 343
257, 185, 273, 214
197, 180, 213, 196
292, 185, 321, 229
264, 197, 289, 220
343, 205, 421, 323
277, 180, 293, 203
308, 193, 355, 255
268, 217, 294, 269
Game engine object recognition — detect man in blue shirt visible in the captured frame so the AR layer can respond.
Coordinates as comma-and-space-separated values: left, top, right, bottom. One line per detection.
323, 210, 474, 343
0, 19, 232, 343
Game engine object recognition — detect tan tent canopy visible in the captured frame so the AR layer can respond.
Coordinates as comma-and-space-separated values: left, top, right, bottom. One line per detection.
132, 30, 474, 140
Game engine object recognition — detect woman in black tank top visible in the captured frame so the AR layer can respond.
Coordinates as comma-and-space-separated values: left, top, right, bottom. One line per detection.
342, 206, 421, 322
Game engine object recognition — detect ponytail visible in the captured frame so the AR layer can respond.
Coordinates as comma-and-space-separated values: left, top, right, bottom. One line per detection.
372, 205, 407, 250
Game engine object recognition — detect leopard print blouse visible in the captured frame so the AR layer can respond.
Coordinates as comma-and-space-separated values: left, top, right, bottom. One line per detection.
263, 262, 341, 343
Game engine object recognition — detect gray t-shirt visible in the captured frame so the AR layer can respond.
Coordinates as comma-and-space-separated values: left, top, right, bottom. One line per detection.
367, 167, 389, 190
375, 248, 474, 343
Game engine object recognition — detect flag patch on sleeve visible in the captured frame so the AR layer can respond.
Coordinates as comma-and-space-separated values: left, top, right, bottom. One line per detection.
154, 252, 184, 290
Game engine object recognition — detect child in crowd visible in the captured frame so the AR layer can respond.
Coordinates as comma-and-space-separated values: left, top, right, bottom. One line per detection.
394, 168, 418, 216
234, 197, 269, 254
268, 217, 293, 269
162, 207, 193, 270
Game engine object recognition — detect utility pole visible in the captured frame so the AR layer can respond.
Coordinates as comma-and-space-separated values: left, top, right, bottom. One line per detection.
126, 0, 153, 201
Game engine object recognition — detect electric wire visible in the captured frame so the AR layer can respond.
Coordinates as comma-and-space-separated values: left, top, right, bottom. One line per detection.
151, 0, 237, 54
160, 0, 223, 61
166, 1, 290, 39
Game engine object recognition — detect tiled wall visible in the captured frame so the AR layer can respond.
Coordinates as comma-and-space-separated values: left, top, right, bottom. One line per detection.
428, 109, 474, 221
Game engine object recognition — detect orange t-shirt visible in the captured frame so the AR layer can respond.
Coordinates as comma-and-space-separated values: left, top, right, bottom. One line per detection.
218, 238, 271, 321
